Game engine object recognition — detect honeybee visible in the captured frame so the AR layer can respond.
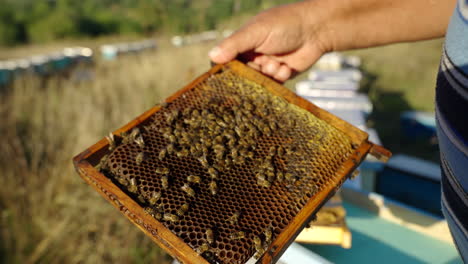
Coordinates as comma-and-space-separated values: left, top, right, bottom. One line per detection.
253, 235, 263, 251
149, 191, 161, 205
213, 142, 224, 151
165, 109, 179, 124
161, 175, 169, 189
183, 107, 192, 116
130, 128, 141, 141
128, 178, 138, 193
158, 149, 167, 160
214, 152, 224, 161
256, 173, 266, 182
223, 158, 232, 169
96, 154, 109, 171
227, 211, 241, 225
263, 126, 272, 136
244, 102, 253, 111
105, 133, 116, 151
180, 132, 190, 142
264, 227, 272, 243
201, 144, 211, 155
259, 160, 269, 170
206, 228, 214, 244
176, 148, 189, 158
286, 146, 297, 155
176, 203, 189, 216
207, 167, 218, 179
154, 212, 163, 220
187, 175, 201, 183
168, 134, 177, 143
198, 155, 209, 168
163, 131, 172, 140
120, 131, 130, 144
216, 120, 228, 128
192, 109, 200, 117
254, 248, 265, 259
153, 212, 163, 220
269, 120, 277, 130
234, 155, 245, 164
117, 177, 128, 186
234, 126, 244, 137
166, 143, 175, 154
285, 173, 296, 183
133, 135, 144, 148
258, 179, 271, 188
276, 171, 284, 182
137, 195, 146, 203
163, 213, 179, 222
208, 181, 217, 195
181, 184, 195, 197
144, 207, 155, 216
196, 243, 210, 255
156, 167, 169, 175
189, 145, 198, 155
268, 146, 276, 157
230, 231, 245, 240
135, 152, 145, 165
209, 113, 218, 120
223, 113, 233, 123
266, 171, 275, 182
230, 148, 239, 159
227, 138, 236, 148
277, 146, 285, 156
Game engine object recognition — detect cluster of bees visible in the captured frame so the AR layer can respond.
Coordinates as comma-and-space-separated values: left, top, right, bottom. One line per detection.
194, 211, 274, 260
96, 72, 349, 263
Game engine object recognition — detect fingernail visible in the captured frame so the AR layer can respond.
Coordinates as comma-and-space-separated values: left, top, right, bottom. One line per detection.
208, 47, 221, 59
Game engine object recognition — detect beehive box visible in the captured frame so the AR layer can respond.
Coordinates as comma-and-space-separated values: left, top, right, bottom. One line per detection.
73, 60, 390, 264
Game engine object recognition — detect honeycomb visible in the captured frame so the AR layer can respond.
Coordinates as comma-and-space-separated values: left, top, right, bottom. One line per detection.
97, 67, 354, 264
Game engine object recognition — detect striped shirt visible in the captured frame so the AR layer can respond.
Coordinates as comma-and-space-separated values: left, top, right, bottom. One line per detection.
436, 0, 468, 261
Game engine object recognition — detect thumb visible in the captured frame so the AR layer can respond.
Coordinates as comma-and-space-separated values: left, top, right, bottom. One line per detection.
209, 26, 263, 64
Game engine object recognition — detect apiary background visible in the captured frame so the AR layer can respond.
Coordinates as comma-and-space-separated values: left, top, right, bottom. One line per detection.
0, 34, 442, 264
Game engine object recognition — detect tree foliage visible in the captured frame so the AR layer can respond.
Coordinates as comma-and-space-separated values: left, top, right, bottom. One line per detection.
0, 0, 295, 46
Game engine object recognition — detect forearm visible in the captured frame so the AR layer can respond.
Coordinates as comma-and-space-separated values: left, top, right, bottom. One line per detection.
302, 0, 456, 52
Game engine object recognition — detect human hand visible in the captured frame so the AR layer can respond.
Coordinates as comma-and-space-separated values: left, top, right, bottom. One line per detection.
209, 1, 329, 82
209, 0, 454, 82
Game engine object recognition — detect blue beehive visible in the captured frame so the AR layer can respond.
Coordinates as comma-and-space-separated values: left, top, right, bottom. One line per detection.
50, 52, 72, 71
100, 45, 118, 60
0, 66, 12, 86
376, 154, 441, 216
400, 111, 437, 141
30, 55, 52, 76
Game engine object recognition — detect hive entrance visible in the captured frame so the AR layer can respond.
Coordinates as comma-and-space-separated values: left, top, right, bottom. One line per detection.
98, 67, 353, 264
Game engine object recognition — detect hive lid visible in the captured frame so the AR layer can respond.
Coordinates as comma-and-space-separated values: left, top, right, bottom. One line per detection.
73, 60, 390, 264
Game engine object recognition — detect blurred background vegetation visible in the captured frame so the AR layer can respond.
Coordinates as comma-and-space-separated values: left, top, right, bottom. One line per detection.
0, 0, 443, 263
0, 0, 296, 46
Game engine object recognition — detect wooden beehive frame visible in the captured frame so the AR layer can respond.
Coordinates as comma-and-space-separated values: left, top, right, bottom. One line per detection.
73, 60, 390, 264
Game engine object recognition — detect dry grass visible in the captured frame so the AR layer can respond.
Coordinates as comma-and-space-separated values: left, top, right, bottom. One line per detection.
0, 41, 214, 264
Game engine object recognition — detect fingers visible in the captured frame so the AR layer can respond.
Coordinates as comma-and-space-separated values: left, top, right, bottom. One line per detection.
274, 65, 292, 82
209, 25, 264, 64
250, 55, 294, 82
262, 60, 280, 76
